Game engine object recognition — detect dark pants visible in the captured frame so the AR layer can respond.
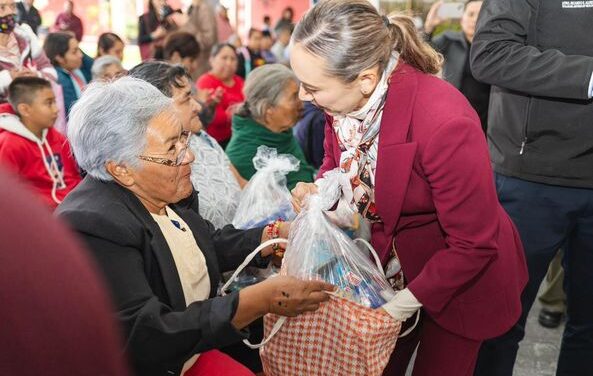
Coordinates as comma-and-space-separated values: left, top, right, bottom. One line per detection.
384, 313, 481, 376
474, 174, 593, 376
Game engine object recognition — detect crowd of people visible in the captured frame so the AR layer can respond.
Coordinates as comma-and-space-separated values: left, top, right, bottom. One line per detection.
1, 0, 592, 375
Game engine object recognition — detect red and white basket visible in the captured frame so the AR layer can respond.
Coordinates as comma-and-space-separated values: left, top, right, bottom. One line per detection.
221, 238, 410, 376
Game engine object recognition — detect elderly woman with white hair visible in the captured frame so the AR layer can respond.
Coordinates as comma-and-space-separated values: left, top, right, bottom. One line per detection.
91, 55, 125, 81
56, 76, 333, 376
225, 64, 315, 190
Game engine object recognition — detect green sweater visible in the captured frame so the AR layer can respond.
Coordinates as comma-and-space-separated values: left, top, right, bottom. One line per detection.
226, 115, 315, 190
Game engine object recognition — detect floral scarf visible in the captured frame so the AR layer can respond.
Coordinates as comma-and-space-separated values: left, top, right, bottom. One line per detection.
333, 52, 399, 222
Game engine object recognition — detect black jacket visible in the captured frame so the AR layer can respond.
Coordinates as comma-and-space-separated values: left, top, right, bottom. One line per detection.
16, 2, 41, 35
56, 177, 264, 376
432, 31, 468, 89
470, 0, 593, 188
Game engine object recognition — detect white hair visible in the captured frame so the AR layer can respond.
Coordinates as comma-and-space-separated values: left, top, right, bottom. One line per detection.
91, 55, 123, 80
67, 76, 172, 181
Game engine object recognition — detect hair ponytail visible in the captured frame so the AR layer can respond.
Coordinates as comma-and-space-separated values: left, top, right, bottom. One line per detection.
385, 14, 442, 75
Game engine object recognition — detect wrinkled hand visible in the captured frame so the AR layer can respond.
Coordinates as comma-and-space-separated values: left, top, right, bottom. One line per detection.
424, 0, 444, 35
263, 276, 334, 317
291, 182, 318, 213
211, 87, 224, 104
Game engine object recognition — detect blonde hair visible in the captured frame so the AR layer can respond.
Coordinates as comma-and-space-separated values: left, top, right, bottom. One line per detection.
292, 0, 442, 82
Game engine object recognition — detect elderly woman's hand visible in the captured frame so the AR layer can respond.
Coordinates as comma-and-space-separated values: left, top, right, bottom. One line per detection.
291, 182, 318, 213
264, 276, 334, 317
232, 276, 335, 329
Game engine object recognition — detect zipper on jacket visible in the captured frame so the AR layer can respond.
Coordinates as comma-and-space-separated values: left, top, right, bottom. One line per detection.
520, 98, 533, 155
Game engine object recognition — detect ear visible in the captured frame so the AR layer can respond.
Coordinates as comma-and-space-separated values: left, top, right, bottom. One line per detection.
105, 161, 135, 187
55, 54, 67, 67
358, 66, 381, 97
16, 103, 31, 118
263, 105, 275, 125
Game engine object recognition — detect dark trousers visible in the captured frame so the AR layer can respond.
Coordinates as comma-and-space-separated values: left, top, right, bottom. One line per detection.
384, 313, 481, 376
474, 174, 593, 376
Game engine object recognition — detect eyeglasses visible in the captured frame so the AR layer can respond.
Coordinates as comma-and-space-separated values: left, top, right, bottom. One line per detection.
0, 2, 16, 12
138, 130, 192, 167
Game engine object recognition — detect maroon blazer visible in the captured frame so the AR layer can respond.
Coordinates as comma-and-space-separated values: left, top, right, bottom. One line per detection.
319, 63, 528, 341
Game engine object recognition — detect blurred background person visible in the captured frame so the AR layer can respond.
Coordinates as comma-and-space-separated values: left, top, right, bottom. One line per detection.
52, 0, 83, 42
260, 30, 276, 63
216, 4, 234, 43
43, 32, 85, 118
274, 6, 294, 35
196, 43, 244, 148
236, 28, 265, 79
16, 0, 41, 35
425, 0, 489, 134
96, 32, 125, 62
91, 55, 125, 81
226, 64, 314, 190
0, 0, 56, 104
271, 24, 292, 65
138, 0, 179, 61
183, 0, 217, 78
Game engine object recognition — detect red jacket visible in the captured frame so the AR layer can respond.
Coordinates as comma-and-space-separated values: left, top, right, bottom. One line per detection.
0, 110, 81, 209
319, 63, 528, 341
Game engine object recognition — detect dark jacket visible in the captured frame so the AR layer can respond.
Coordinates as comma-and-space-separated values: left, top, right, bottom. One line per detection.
55, 67, 84, 118
470, 0, 593, 188
431, 31, 490, 133
56, 176, 265, 376
294, 101, 326, 169
431, 31, 468, 89
16, 2, 42, 35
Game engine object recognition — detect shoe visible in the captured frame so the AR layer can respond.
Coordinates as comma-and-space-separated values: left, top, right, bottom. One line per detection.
538, 309, 563, 328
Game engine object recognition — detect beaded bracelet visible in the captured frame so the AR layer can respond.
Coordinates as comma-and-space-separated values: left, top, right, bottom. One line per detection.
266, 219, 285, 256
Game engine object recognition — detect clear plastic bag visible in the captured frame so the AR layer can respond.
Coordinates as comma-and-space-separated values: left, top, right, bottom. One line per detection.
232, 146, 298, 229
283, 170, 396, 308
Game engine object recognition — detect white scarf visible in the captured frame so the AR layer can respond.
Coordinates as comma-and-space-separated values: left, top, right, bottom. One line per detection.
333, 52, 399, 221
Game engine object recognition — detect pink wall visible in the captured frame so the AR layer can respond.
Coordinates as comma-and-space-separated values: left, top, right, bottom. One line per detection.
250, 0, 310, 30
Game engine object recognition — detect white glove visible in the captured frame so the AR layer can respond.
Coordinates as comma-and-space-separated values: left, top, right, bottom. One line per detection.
381, 288, 422, 321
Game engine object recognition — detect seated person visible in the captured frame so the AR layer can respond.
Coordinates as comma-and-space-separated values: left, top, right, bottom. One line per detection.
226, 64, 315, 190
56, 76, 332, 376
96, 32, 125, 61
0, 76, 81, 209
163, 31, 220, 129
196, 43, 245, 147
236, 28, 266, 79
91, 55, 125, 81
43, 32, 86, 117
129, 61, 246, 229
0, 3, 56, 103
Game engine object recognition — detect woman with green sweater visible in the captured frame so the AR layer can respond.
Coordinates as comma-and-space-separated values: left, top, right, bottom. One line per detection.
226, 64, 315, 190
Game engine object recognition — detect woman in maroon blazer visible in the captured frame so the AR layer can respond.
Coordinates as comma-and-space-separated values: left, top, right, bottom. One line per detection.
289, 1, 528, 375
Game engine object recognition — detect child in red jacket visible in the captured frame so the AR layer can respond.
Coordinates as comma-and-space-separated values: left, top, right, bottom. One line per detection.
0, 76, 81, 209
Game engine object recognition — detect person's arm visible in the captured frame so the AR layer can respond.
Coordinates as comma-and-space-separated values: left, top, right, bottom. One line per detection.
470, 0, 593, 100
406, 116, 499, 315
229, 163, 248, 188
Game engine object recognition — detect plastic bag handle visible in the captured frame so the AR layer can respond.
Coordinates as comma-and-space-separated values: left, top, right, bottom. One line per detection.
219, 238, 289, 349
353, 238, 420, 338
220, 238, 289, 296
353, 238, 384, 274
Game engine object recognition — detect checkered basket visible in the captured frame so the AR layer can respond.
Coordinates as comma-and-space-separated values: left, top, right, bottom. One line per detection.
221, 238, 405, 376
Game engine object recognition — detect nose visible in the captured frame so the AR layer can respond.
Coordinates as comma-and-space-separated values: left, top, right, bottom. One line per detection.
298, 84, 313, 101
